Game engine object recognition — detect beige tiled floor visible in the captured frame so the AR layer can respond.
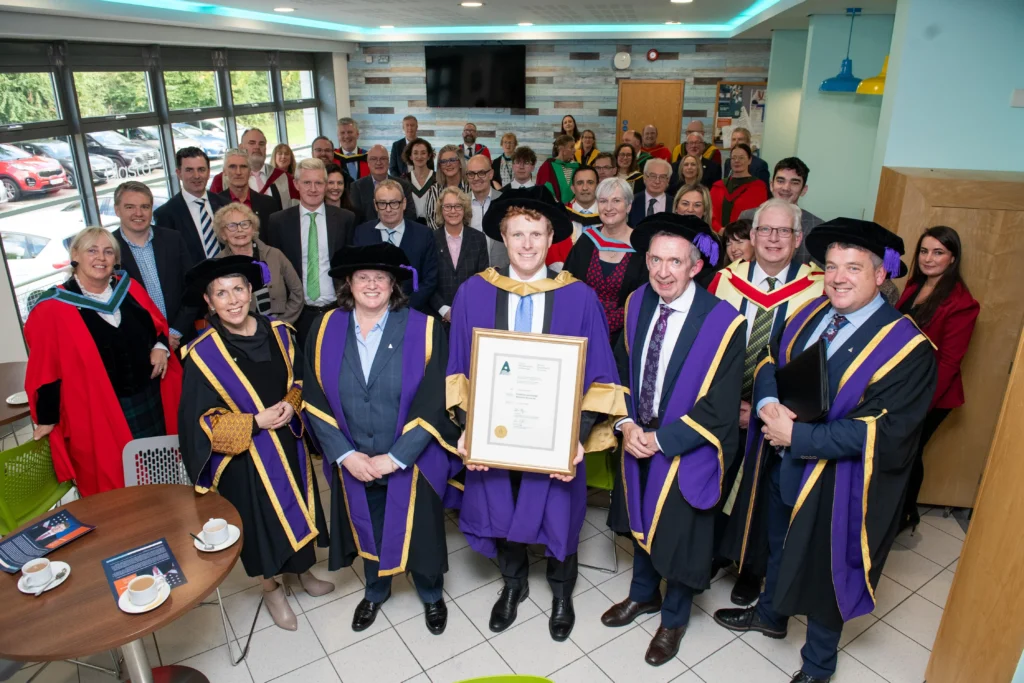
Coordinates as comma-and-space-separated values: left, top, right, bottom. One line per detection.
7, 478, 963, 683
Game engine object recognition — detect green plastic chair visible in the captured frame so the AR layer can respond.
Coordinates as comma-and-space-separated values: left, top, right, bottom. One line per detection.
0, 439, 72, 535
456, 676, 553, 683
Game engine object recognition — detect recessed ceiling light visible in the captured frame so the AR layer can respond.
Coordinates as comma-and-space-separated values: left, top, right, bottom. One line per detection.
380, 24, 394, 28
460, 2, 483, 6
273, 6, 294, 11
670, 0, 693, 4
665, 20, 681, 24
518, 22, 534, 26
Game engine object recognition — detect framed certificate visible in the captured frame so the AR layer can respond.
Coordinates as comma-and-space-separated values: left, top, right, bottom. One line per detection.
465, 329, 588, 476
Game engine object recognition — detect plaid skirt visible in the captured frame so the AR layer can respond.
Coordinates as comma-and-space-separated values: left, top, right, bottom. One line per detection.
118, 379, 166, 439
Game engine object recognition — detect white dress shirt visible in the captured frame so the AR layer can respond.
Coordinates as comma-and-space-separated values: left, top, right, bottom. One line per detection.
510, 179, 535, 189
505, 266, 548, 333
743, 262, 790, 344
299, 203, 335, 306
375, 220, 405, 247
181, 188, 213, 243
643, 191, 667, 216
639, 280, 696, 418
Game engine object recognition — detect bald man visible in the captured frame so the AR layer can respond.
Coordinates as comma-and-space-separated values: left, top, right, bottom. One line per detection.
350, 144, 418, 224
672, 120, 723, 167
641, 124, 672, 163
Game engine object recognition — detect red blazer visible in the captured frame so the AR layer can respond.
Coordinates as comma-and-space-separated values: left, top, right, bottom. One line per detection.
710, 178, 769, 233
897, 280, 979, 410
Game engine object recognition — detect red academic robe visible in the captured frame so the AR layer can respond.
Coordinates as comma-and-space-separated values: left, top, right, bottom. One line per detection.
641, 144, 672, 163
24, 278, 183, 496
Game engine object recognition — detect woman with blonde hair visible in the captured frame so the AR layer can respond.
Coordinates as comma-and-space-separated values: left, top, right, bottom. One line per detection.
575, 130, 599, 165
25, 227, 182, 496
424, 144, 470, 230
431, 186, 489, 322
676, 153, 704, 188
673, 183, 722, 288
213, 202, 304, 324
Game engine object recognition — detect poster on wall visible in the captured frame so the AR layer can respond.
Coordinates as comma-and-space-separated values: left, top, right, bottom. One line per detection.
715, 82, 767, 152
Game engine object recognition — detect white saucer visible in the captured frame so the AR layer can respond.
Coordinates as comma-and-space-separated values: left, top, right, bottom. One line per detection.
5, 391, 27, 406
118, 580, 171, 614
17, 561, 71, 595
194, 524, 241, 552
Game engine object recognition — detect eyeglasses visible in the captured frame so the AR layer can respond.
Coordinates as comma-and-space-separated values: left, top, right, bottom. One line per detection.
465, 171, 491, 180
442, 204, 463, 212
367, 156, 388, 164
224, 220, 253, 232
374, 200, 404, 210
754, 226, 795, 238
439, 158, 461, 166
593, 164, 614, 171
353, 273, 390, 285
645, 173, 670, 182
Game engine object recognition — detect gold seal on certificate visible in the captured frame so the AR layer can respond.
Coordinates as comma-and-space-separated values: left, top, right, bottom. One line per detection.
464, 329, 587, 476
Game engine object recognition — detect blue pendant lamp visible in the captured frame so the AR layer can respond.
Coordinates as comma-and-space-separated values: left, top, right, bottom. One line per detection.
820, 8, 862, 93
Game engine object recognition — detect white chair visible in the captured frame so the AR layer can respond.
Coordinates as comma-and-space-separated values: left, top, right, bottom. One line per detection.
121, 436, 257, 667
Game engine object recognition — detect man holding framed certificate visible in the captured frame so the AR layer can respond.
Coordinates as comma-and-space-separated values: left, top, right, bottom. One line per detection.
601, 213, 747, 666
446, 187, 628, 642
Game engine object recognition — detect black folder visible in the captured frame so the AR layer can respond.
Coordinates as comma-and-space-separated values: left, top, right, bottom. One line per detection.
775, 338, 829, 422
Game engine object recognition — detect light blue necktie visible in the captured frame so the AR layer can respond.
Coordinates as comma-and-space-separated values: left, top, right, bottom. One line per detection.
514, 294, 533, 333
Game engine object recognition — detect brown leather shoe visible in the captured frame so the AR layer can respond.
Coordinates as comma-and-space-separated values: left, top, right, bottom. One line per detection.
645, 625, 686, 666
601, 596, 663, 627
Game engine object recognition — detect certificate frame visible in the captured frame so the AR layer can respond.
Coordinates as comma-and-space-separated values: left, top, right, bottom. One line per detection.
464, 329, 588, 476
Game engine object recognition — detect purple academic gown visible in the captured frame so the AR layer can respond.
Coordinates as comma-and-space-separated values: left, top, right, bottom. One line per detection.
446, 270, 624, 561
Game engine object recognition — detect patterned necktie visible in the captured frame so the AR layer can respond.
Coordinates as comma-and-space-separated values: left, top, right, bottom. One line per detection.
637, 304, 674, 425
647, 197, 657, 217
514, 293, 533, 333
384, 229, 397, 245
306, 212, 320, 301
741, 276, 778, 398
195, 199, 218, 258
820, 314, 850, 347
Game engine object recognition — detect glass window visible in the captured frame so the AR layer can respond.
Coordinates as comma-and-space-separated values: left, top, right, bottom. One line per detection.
281, 70, 315, 101
86, 128, 166, 199
235, 114, 278, 148
230, 71, 271, 106
73, 71, 152, 118
163, 71, 220, 110
174, 118, 227, 177
0, 72, 59, 126
285, 107, 319, 160
0, 136, 85, 320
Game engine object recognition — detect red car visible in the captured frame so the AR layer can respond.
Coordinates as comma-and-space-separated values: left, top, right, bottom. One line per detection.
0, 143, 68, 201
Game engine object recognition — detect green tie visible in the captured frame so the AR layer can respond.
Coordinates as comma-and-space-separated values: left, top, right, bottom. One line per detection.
741, 276, 778, 399
306, 212, 320, 301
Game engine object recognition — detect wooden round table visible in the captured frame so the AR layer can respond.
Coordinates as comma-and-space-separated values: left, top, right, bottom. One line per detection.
0, 361, 30, 431
0, 485, 242, 683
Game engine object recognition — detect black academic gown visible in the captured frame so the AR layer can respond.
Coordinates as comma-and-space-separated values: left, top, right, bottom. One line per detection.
608, 284, 746, 590
180, 316, 327, 579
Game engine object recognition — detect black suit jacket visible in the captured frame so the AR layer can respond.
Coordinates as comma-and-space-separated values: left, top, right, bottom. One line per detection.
389, 138, 409, 177
353, 219, 438, 314
628, 190, 670, 227
113, 226, 197, 340
431, 226, 489, 314
217, 190, 278, 243
266, 205, 356, 299
153, 191, 230, 264
350, 175, 418, 225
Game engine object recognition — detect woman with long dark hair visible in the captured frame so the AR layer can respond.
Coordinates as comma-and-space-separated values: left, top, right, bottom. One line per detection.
575, 129, 599, 165
560, 114, 581, 144
895, 226, 979, 532
614, 142, 642, 191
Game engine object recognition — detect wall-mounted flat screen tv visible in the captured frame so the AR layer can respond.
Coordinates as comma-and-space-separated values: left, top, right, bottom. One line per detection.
425, 45, 526, 109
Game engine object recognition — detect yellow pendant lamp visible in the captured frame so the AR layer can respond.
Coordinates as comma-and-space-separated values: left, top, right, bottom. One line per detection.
857, 56, 888, 95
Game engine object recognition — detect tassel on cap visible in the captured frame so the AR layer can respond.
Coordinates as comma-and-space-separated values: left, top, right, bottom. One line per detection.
692, 232, 720, 267
883, 246, 902, 279
255, 260, 272, 287
400, 264, 419, 292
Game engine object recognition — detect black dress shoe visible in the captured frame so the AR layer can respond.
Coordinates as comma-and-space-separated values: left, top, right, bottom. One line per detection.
645, 625, 686, 666
713, 606, 787, 638
730, 572, 762, 606
790, 670, 830, 683
352, 592, 390, 632
601, 596, 663, 627
489, 584, 529, 633
424, 599, 448, 635
549, 597, 575, 641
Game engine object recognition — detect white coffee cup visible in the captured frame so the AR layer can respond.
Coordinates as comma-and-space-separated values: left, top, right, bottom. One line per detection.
22, 558, 53, 588
203, 518, 229, 545
127, 574, 165, 607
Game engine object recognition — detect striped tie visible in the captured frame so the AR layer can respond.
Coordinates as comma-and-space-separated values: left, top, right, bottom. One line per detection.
307, 212, 321, 301
195, 199, 218, 258
741, 276, 778, 399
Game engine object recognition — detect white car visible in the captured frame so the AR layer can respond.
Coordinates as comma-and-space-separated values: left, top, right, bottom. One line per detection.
0, 179, 8, 203
2, 212, 80, 317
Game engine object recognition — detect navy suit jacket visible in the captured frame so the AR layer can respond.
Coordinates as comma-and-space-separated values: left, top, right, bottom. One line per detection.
628, 191, 670, 228
153, 191, 229, 264
352, 219, 438, 314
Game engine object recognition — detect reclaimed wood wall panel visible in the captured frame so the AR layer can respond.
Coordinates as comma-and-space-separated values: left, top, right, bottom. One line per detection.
347, 39, 769, 156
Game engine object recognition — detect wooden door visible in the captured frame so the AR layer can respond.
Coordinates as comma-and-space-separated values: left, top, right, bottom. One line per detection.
615, 80, 685, 150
